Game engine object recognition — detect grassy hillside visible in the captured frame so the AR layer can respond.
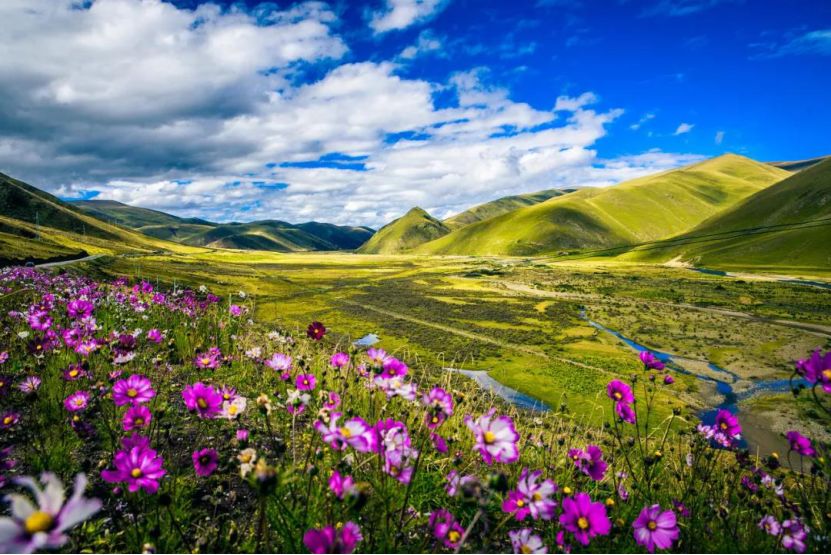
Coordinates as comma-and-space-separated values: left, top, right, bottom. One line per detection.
443, 188, 574, 230
625, 157, 831, 272
768, 154, 830, 172
186, 221, 336, 251
357, 207, 450, 254
296, 222, 374, 250
415, 154, 789, 256
72, 199, 211, 228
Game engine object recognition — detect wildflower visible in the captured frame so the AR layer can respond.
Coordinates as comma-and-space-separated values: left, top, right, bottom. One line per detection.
431, 433, 448, 453
502, 468, 558, 521
672, 500, 690, 518
445, 470, 477, 497
330, 352, 349, 368
63, 364, 88, 381
615, 401, 637, 424
101, 445, 166, 494
182, 382, 223, 419
796, 349, 831, 391
0, 352, 7, 364
606, 380, 634, 403
122, 405, 152, 431
568, 445, 607, 481
236, 429, 249, 443
237, 448, 257, 477
663, 375, 675, 385
27, 310, 52, 331
192, 448, 219, 477
307, 321, 327, 341
315, 412, 377, 452
0, 411, 19, 428
0, 472, 101, 553
296, 373, 317, 391
265, 353, 292, 372
785, 431, 815, 457
64, 391, 90, 412
509, 529, 548, 554
18, 376, 41, 394
366, 348, 386, 365
759, 515, 781, 536
423, 386, 454, 429
632, 504, 679, 552
112, 375, 155, 407
714, 409, 742, 441
303, 521, 362, 554
464, 409, 520, 464
256, 393, 274, 415
286, 389, 311, 415
780, 519, 808, 553
328, 470, 357, 500
146, 329, 163, 344
75, 339, 99, 357
324, 391, 341, 410
219, 385, 239, 402
229, 304, 244, 317
430, 509, 465, 549
193, 349, 221, 370
639, 351, 665, 370
559, 492, 611, 546
383, 446, 418, 484
67, 299, 95, 319
381, 356, 408, 378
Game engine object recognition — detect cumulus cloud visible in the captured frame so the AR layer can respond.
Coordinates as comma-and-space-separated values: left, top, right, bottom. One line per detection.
398, 30, 443, 59
368, 0, 449, 34
0, 0, 700, 228
630, 113, 656, 130
674, 122, 695, 135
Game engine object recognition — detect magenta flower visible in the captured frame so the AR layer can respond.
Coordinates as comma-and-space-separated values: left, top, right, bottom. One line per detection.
430, 509, 465, 549
122, 405, 152, 432
796, 349, 831, 391
366, 348, 386, 365
265, 353, 292, 372
75, 339, 99, 357
330, 352, 350, 368
27, 310, 52, 331
193, 349, 221, 369
606, 380, 634, 403
307, 321, 327, 341
324, 391, 341, 410
296, 373, 317, 391
328, 470, 356, 500
781, 519, 808, 553
632, 504, 679, 552
502, 468, 558, 521
569, 445, 607, 481
509, 529, 548, 554
146, 329, 163, 344
314, 412, 377, 452
112, 375, 155, 407
381, 356, 408, 379
759, 515, 781, 536
101, 445, 166, 494
63, 364, 88, 381
383, 446, 417, 484
67, 299, 95, 319
559, 492, 611, 546
639, 351, 665, 370
423, 386, 454, 429
615, 401, 637, 424
464, 409, 520, 464
64, 391, 90, 412
0, 352, 7, 364
182, 382, 223, 419
663, 375, 675, 385
303, 521, 362, 554
236, 429, 249, 442
714, 409, 742, 440
785, 431, 816, 457
229, 304, 243, 317
431, 433, 448, 453
192, 448, 219, 477
0, 412, 20, 428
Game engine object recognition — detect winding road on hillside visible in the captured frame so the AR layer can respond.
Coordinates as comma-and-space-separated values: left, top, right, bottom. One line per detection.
35, 253, 105, 269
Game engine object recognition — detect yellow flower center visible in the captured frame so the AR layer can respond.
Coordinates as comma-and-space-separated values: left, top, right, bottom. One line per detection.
532, 492, 542, 501
823, 369, 831, 381
613, 391, 622, 400
228, 405, 238, 415
647, 520, 657, 531
577, 517, 589, 530
521, 546, 532, 554
197, 398, 208, 409
448, 530, 461, 543
69, 370, 79, 378
24, 511, 53, 534
201, 358, 210, 366
134, 418, 144, 426
516, 499, 525, 507
431, 416, 439, 424
126, 388, 138, 398
483, 430, 496, 444
340, 427, 352, 438
3, 416, 13, 425
74, 398, 84, 407
719, 422, 728, 431
239, 453, 252, 463
130, 468, 142, 478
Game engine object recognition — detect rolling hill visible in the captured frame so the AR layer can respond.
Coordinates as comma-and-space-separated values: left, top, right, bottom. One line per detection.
357, 207, 450, 254
443, 188, 575, 230
624, 157, 831, 272
414, 154, 790, 256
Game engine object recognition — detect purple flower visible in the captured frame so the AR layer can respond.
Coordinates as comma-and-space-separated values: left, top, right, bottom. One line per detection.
785, 431, 816, 457
381, 357, 408, 379
27, 310, 52, 331
464, 409, 520, 465
18, 376, 41, 394
307, 321, 326, 341
0, 412, 21, 428
615, 401, 637, 424
324, 391, 341, 410
64, 391, 90, 412
445, 470, 477, 497
63, 364, 88, 381
796, 349, 831, 391
423, 386, 454, 429
314, 412, 377, 452
0, 352, 7, 364
714, 409, 741, 440
383, 446, 417, 484
146, 329, 163, 344
330, 352, 349, 368
328, 470, 356, 500
639, 351, 665, 370
559, 492, 611, 546
632, 504, 679, 552
194, 349, 221, 369
0, 473, 101, 553
101, 445, 166, 494
303, 522, 362, 554
192, 448, 219, 477
366, 348, 386, 365
296, 373, 317, 391
431, 433, 448, 453
430, 509, 464, 549
663, 375, 675, 385
229, 304, 244, 317
568, 445, 607, 481
182, 382, 223, 419
265, 353, 292, 372
122, 405, 152, 431
67, 299, 95, 319
236, 429, 249, 443
112, 375, 155, 406
509, 529, 548, 554
502, 468, 558, 521
606, 380, 634, 403
759, 515, 781, 536
781, 519, 808, 553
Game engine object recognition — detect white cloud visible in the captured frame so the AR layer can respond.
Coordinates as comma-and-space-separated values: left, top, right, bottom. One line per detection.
369, 0, 449, 34
714, 130, 725, 144
674, 122, 694, 135
554, 92, 599, 112
630, 113, 656, 130
399, 30, 443, 59
753, 29, 831, 58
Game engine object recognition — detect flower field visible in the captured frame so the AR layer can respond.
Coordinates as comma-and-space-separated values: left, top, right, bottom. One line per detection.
0, 266, 828, 553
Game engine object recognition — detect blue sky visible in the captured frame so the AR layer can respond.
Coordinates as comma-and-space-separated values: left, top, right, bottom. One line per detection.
0, 0, 828, 225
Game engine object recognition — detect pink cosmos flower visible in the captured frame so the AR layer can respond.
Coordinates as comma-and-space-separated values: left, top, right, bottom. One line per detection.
606, 380, 634, 403
328, 470, 357, 500
265, 353, 292, 372
64, 391, 90, 412
63, 364, 88, 381
785, 431, 816, 457
445, 470, 477, 497
75, 339, 99, 357
559, 492, 611, 546
781, 519, 808, 553
759, 515, 781, 536
18, 376, 41, 394
423, 386, 454, 429
509, 529, 548, 554
330, 352, 349, 368
796, 349, 831, 391
122, 405, 152, 432
714, 409, 742, 440
101, 445, 166, 494
568, 445, 607, 481
381, 356, 408, 379
366, 348, 386, 365
236, 429, 249, 442
431, 433, 448, 453
324, 391, 341, 410
296, 373, 317, 391
182, 382, 223, 419
375, 419, 411, 453
615, 401, 637, 424
303, 521, 362, 554
383, 446, 417, 484
27, 310, 52, 332
192, 448, 219, 477
307, 321, 326, 341
639, 351, 665, 370
632, 504, 679, 552
67, 299, 95, 319
0, 472, 101, 553
229, 304, 244, 317
146, 329, 163, 344
0, 352, 7, 364
502, 468, 558, 521
193, 349, 221, 370
464, 409, 520, 464
112, 375, 155, 406
314, 412, 377, 452
430, 509, 465, 549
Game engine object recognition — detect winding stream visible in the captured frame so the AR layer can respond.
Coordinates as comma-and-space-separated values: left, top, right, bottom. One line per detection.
690, 267, 831, 290
445, 368, 551, 412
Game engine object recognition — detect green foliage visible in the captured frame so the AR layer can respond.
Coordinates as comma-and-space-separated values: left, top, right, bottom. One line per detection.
357, 207, 450, 254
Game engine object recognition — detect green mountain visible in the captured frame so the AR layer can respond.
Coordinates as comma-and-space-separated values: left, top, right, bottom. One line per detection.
73, 199, 374, 252
414, 154, 790, 256
767, 155, 830, 172
624, 157, 831, 271
357, 207, 450, 254
443, 188, 575, 230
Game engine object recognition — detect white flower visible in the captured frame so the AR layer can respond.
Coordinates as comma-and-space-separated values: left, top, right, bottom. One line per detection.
220, 397, 247, 420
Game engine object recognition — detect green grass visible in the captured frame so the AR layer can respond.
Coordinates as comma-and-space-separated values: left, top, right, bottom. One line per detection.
357, 207, 450, 253
443, 188, 574, 230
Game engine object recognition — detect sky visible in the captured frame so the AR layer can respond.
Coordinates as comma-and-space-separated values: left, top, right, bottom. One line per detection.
0, 0, 829, 227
